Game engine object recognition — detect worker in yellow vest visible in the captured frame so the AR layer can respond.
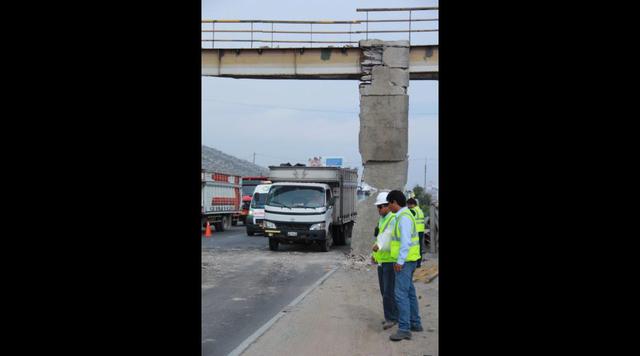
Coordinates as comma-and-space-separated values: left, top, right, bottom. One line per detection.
386, 190, 423, 341
407, 198, 426, 268
371, 191, 398, 330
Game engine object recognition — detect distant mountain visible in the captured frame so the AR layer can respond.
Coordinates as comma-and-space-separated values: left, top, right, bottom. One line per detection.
202, 145, 269, 177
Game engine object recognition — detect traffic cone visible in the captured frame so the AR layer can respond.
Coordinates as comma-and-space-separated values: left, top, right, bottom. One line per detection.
205, 221, 212, 238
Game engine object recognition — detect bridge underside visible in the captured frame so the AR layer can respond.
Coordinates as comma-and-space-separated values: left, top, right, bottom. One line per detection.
202, 45, 438, 80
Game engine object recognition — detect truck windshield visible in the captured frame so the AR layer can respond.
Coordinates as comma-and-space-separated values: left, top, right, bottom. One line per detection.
242, 185, 256, 197
267, 186, 325, 208
251, 193, 267, 209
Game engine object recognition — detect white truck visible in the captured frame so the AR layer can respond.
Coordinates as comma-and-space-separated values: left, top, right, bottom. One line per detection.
263, 166, 358, 252
201, 170, 242, 232
245, 183, 272, 236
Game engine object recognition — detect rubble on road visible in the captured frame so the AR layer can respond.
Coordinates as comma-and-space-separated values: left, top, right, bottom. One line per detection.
344, 253, 374, 271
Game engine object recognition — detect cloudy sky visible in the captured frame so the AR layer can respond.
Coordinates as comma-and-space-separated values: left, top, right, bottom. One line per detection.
202, 0, 438, 189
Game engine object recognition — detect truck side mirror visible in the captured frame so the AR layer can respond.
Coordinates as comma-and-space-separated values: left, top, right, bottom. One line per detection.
329, 197, 336, 206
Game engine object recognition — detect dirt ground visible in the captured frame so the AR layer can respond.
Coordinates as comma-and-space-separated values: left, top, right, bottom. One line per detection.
241, 256, 439, 356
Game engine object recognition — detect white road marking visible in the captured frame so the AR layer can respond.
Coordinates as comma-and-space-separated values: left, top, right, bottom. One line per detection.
226, 267, 339, 356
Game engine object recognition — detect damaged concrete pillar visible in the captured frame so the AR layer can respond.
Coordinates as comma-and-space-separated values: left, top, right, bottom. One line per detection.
351, 40, 410, 257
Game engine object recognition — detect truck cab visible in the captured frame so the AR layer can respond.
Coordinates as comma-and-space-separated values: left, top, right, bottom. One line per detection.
263, 166, 357, 252
240, 176, 270, 224
264, 182, 337, 251
245, 183, 272, 236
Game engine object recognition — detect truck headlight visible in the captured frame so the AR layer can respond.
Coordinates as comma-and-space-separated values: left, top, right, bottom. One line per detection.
309, 222, 325, 230
265, 221, 276, 229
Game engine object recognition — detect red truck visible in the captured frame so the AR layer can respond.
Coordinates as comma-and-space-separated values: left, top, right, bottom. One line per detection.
239, 176, 270, 224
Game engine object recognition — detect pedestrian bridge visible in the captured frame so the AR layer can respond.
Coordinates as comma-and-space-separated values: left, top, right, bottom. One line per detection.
202, 45, 437, 80
202, 7, 438, 80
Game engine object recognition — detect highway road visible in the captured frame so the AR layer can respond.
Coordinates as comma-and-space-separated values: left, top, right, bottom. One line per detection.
201, 225, 349, 356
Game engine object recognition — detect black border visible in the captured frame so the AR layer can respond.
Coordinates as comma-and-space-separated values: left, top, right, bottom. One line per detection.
9, 1, 618, 354
13, 2, 203, 354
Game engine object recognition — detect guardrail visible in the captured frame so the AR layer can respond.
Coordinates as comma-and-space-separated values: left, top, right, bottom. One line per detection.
202, 6, 438, 49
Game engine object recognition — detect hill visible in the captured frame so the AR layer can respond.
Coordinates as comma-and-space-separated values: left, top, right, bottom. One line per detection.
202, 145, 269, 177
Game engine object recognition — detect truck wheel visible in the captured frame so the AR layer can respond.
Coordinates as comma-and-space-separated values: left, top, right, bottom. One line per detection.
214, 222, 224, 232
247, 229, 255, 236
333, 226, 346, 246
319, 238, 331, 252
319, 228, 332, 252
232, 219, 238, 226
269, 238, 279, 251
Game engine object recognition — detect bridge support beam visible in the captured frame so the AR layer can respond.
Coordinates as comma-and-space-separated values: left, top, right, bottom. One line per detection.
352, 40, 410, 256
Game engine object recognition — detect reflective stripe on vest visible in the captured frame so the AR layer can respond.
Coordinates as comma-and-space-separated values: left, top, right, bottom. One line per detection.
373, 213, 396, 263
390, 209, 421, 262
411, 206, 426, 233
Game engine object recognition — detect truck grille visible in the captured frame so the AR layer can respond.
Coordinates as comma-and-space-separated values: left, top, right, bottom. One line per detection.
275, 222, 311, 231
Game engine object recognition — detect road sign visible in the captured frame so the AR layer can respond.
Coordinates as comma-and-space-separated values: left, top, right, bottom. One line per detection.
324, 157, 343, 167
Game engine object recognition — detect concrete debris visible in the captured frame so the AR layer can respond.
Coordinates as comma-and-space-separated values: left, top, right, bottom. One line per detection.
413, 264, 439, 283
344, 252, 374, 271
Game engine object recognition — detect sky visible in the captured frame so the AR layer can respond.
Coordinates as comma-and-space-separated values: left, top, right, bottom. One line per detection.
202, 0, 439, 189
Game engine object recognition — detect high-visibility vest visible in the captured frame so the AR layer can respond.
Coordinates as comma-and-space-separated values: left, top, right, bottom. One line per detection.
410, 206, 426, 233
390, 209, 421, 262
373, 213, 396, 263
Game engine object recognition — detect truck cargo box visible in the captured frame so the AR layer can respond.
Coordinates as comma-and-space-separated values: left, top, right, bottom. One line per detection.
201, 171, 242, 214
268, 166, 358, 226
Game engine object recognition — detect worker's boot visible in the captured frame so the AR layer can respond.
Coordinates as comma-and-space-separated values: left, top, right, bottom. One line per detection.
389, 330, 412, 341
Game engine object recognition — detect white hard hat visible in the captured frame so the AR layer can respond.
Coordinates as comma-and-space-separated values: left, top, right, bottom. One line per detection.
374, 191, 389, 206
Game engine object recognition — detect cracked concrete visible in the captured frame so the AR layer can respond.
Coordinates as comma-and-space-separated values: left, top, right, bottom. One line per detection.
352, 40, 411, 257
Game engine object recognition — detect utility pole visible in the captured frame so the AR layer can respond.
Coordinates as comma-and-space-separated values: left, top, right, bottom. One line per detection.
424, 157, 427, 189
253, 152, 256, 164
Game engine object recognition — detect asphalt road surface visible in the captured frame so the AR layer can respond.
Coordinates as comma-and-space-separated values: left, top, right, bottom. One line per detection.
201, 225, 349, 356
201, 224, 266, 251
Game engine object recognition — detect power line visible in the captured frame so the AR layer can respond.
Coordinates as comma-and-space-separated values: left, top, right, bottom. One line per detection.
203, 97, 438, 115
203, 98, 357, 114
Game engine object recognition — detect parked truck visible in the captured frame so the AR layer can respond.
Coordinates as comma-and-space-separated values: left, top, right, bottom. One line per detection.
263, 166, 358, 252
201, 170, 242, 231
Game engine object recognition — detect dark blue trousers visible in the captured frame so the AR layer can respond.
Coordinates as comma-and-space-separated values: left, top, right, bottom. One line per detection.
394, 261, 422, 332
377, 262, 398, 322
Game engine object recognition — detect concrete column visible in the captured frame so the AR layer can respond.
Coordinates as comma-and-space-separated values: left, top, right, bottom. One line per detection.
351, 40, 410, 257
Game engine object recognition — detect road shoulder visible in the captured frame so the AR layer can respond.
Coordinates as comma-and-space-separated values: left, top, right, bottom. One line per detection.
241, 258, 439, 356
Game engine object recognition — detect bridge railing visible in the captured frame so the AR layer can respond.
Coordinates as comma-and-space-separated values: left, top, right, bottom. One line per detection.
202, 6, 438, 49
